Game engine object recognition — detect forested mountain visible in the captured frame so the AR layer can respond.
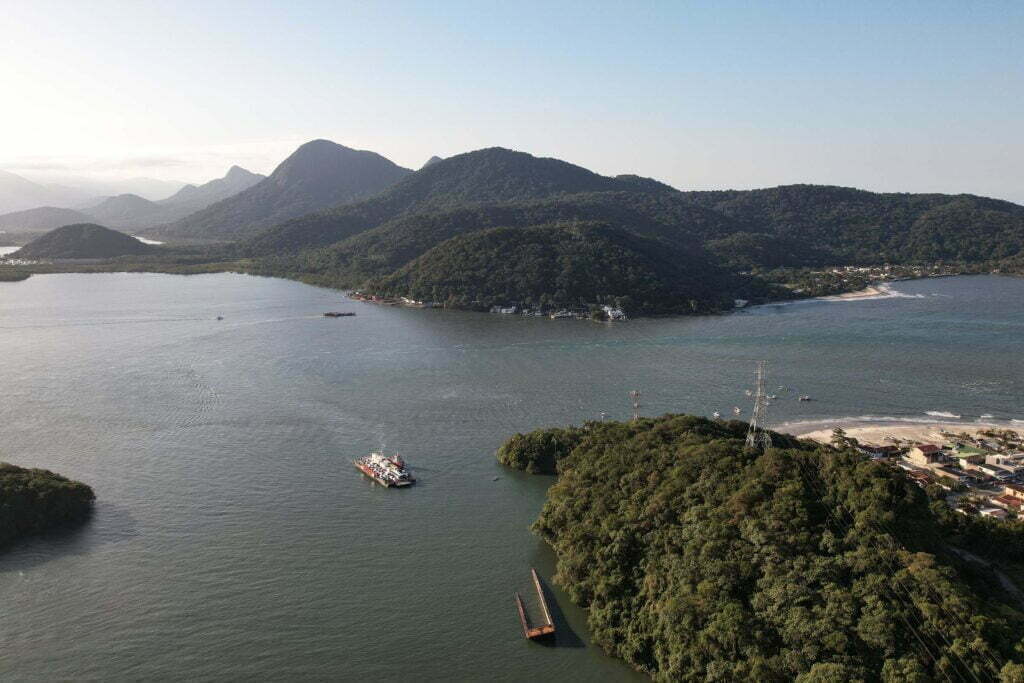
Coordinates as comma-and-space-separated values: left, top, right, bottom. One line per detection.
152, 140, 412, 241
15, 223, 156, 259
1, 462, 95, 549
159, 165, 264, 214
680, 185, 1024, 265
247, 147, 670, 253
498, 415, 1024, 680
245, 147, 1024, 314
0, 206, 94, 233
365, 223, 770, 313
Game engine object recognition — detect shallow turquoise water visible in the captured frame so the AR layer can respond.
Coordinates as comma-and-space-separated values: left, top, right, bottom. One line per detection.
0, 272, 1021, 680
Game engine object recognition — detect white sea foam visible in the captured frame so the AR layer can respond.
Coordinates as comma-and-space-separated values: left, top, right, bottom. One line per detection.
925, 411, 961, 419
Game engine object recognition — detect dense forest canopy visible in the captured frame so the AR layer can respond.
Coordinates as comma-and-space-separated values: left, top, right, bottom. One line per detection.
0, 462, 95, 548
497, 415, 1024, 681
364, 223, 776, 313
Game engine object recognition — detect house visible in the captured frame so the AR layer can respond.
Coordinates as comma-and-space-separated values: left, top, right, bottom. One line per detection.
1003, 483, 1024, 500
992, 495, 1023, 512
950, 446, 987, 465
860, 444, 900, 458
934, 465, 968, 483
978, 464, 1013, 481
907, 444, 943, 467
979, 507, 1008, 519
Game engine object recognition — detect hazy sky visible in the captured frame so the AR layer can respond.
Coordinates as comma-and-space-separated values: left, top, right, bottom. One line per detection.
2, 1, 1022, 201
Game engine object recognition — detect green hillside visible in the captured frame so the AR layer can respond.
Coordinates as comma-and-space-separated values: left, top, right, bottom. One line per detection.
15, 223, 156, 259
363, 223, 771, 313
499, 415, 1024, 681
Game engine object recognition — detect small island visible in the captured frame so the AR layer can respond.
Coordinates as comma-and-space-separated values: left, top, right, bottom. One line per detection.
0, 462, 95, 549
497, 414, 1024, 680
11, 223, 157, 260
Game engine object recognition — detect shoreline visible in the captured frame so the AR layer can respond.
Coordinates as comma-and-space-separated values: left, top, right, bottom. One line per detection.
785, 417, 1022, 446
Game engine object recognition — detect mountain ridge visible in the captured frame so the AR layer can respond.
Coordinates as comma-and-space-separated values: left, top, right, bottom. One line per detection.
151, 140, 412, 241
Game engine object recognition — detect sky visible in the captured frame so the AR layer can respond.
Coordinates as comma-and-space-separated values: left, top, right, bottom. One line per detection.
1, 0, 1022, 201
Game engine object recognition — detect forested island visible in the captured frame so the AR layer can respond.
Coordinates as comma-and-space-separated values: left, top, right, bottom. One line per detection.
0, 462, 95, 549
497, 415, 1024, 680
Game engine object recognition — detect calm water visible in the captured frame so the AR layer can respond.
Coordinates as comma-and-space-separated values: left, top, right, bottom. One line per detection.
1, 273, 1022, 680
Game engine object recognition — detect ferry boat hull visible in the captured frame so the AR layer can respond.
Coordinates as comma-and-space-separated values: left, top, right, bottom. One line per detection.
353, 458, 415, 488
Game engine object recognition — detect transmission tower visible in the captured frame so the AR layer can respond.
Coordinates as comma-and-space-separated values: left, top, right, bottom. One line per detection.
745, 361, 772, 450
629, 390, 641, 421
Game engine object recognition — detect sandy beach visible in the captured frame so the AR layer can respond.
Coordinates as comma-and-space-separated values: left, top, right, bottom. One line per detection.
788, 419, 1022, 446
815, 284, 886, 301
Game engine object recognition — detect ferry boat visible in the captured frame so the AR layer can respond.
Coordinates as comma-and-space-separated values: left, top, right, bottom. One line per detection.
354, 451, 415, 487
323, 311, 356, 317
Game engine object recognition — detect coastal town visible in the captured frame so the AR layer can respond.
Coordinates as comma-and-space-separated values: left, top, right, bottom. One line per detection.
349, 291, 629, 320
833, 426, 1024, 520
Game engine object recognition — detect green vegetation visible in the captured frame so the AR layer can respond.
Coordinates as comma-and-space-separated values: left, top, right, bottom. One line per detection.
498, 415, 1024, 680
0, 462, 95, 548
364, 223, 776, 313
495, 425, 584, 474
0, 267, 31, 281
15, 223, 156, 259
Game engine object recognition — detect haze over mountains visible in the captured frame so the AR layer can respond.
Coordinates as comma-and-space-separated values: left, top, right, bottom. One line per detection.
0, 166, 264, 235
149, 140, 412, 241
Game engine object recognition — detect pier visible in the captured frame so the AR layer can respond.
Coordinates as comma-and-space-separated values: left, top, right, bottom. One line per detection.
514, 568, 556, 640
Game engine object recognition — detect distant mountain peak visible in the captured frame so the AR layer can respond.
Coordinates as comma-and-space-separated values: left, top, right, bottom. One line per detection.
152, 139, 411, 240
225, 165, 257, 179
422, 156, 443, 169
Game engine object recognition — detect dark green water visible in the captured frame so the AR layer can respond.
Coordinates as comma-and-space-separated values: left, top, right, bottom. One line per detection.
1, 273, 1022, 680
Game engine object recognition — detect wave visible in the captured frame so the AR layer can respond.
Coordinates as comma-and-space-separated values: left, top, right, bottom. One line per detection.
779, 415, 1024, 433
925, 411, 961, 419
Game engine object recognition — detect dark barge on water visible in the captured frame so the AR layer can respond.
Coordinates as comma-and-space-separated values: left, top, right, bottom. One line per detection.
514, 568, 556, 640
323, 311, 356, 317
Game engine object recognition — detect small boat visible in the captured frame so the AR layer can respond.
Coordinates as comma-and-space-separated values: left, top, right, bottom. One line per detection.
712, 411, 722, 420
733, 406, 742, 415
324, 312, 356, 317
799, 395, 812, 402
216, 316, 223, 320
745, 389, 753, 397
767, 394, 777, 400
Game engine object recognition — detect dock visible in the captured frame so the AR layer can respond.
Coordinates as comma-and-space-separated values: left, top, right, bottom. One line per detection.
514, 568, 556, 640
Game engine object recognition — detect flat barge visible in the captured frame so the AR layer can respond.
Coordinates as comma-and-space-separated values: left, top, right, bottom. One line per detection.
514, 568, 556, 640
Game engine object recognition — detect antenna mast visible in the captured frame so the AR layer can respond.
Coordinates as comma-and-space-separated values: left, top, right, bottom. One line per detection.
745, 361, 772, 450
629, 390, 641, 421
